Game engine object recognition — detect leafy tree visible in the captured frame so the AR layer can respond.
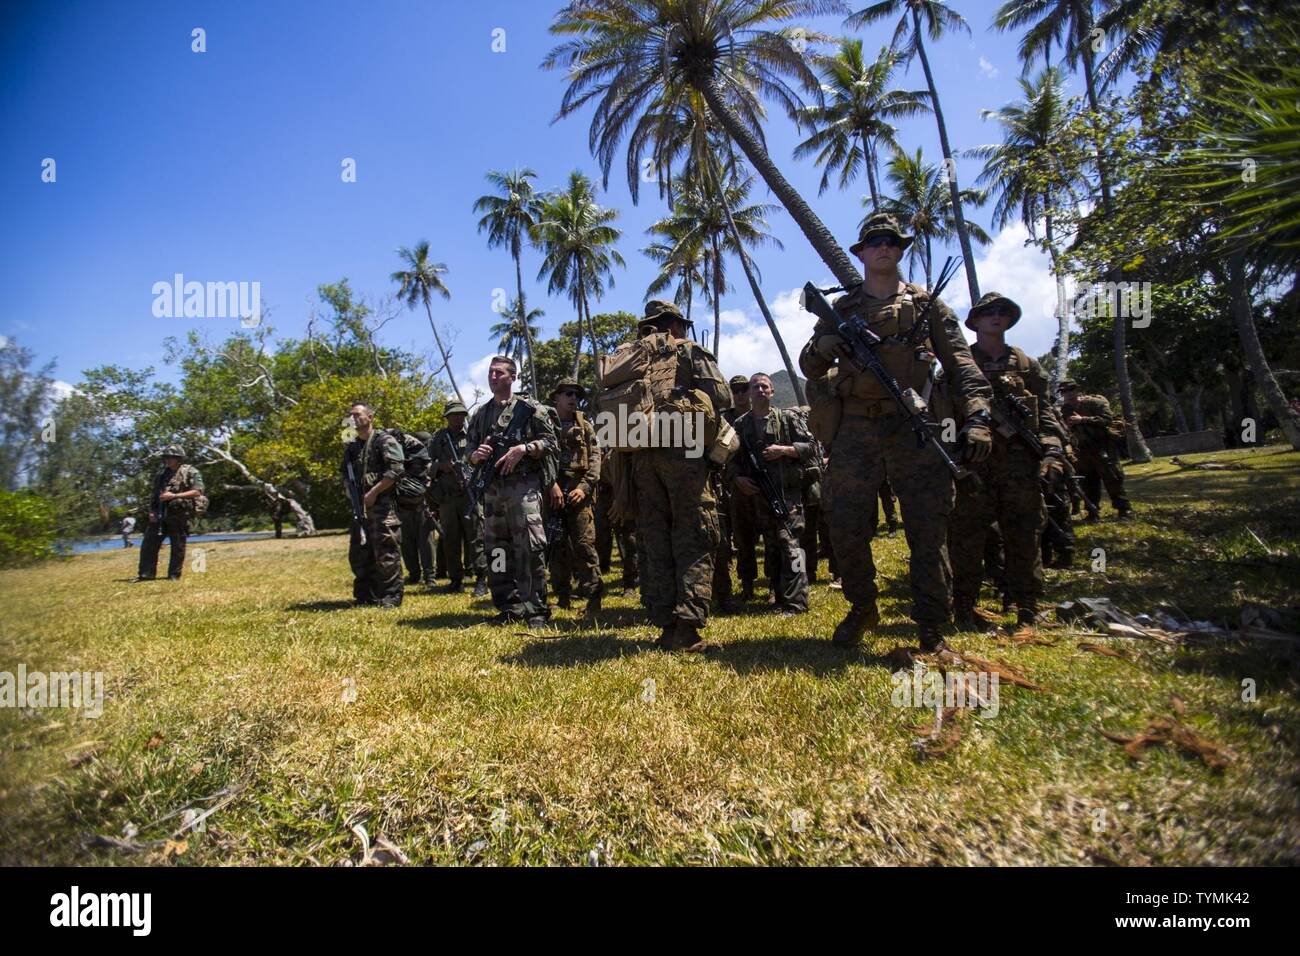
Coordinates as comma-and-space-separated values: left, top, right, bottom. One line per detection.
0, 337, 56, 490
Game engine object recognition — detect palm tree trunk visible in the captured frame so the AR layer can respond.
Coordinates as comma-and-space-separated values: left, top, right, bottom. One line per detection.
705, 156, 806, 405
710, 232, 723, 361
700, 79, 861, 289
1227, 249, 1300, 449
924, 236, 933, 290
513, 245, 539, 398
861, 131, 881, 212
911, 10, 979, 304
422, 299, 464, 404
1045, 208, 1070, 398
582, 283, 601, 379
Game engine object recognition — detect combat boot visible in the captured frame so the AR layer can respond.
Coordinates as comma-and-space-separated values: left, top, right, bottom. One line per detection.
1011, 607, 1040, 641
673, 621, 713, 653
739, 581, 754, 602
953, 596, 999, 633
422, 570, 435, 587
580, 591, 601, 619
1116, 500, 1134, 520
446, 580, 464, 593
472, 577, 489, 598
917, 624, 948, 654
654, 624, 677, 650
556, 594, 571, 610
832, 602, 880, 647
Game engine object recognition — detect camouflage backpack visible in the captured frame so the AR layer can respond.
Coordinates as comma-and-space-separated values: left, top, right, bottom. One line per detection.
595, 332, 691, 451
385, 428, 432, 509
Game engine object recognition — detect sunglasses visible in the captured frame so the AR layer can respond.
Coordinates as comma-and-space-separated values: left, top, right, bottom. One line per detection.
978, 308, 1016, 319
861, 235, 903, 249
558, 389, 580, 398
731, 384, 750, 393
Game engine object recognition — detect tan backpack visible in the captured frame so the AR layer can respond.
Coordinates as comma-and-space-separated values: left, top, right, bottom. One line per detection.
595, 332, 691, 451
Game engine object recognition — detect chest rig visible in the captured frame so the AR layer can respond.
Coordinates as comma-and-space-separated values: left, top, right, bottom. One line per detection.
836, 289, 933, 402
558, 414, 590, 476
979, 346, 1039, 434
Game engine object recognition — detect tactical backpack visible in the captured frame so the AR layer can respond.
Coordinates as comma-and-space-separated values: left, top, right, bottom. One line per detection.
784, 407, 824, 492
595, 332, 693, 452
386, 428, 432, 509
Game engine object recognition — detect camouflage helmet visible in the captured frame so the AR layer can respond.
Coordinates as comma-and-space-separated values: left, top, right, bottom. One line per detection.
641, 298, 693, 330
159, 443, 186, 460
1058, 379, 1079, 392
965, 291, 1023, 330
728, 374, 750, 388
550, 380, 587, 401
850, 212, 913, 255
443, 400, 468, 417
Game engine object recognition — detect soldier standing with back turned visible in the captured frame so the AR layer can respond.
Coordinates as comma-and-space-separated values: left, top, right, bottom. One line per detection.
798, 213, 993, 653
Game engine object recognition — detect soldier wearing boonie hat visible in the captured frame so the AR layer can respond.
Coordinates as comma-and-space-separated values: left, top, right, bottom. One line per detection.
137, 443, 205, 582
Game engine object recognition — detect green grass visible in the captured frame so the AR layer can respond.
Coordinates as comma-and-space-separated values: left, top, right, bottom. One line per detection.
2, 445, 1298, 865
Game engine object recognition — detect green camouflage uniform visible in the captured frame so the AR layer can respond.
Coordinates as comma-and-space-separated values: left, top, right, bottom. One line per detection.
594, 455, 638, 589
467, 395, 558, 620
1062, 392, 1131, 517
799, 282, 992, 627
950, 342, 1067, 616
431, 425, 487, 586
138, 461, 204, 580
734, 407, 815, 612
722, 404, 760, 596
632, 340, 731, 631
549, 410, 604, 604
342, 430, 406, 606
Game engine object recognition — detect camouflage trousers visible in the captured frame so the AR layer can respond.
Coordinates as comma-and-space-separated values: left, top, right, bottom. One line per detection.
398, 506, 432, 579
1077, 449, 1130, 515
633, 450, 720, 628
754, 497, 808, 612
799, 500, 821, 584
138, 513, 190, 579
484, 473, 549, 619
594, 484, 638, 587
730, 485, 759, 587
349, 510, 403, 606
440, 493, 486, 585
550, 494, 603, 601
950, 445, 1046, 610
826, 413, 955, 625
711, 479, 733, 606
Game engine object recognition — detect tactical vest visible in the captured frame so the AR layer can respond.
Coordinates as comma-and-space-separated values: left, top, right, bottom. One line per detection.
557, 412, 592, 480
833, 288, 933, 408
976, 345, 1039, 432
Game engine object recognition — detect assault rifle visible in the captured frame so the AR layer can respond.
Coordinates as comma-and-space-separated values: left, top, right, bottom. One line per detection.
737, 424, 792, 531
344, 454, 367, 546
991, 390, 1071, 539
464, 401, 538, 520
544, 499, 568, 563
443, 430, 473, 492
800, 278, 976, 487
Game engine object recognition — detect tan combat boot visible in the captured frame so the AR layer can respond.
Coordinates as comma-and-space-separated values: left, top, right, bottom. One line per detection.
831, 602, 880, 647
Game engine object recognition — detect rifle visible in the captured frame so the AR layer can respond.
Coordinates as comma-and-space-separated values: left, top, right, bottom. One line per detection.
544, 499, 568, 563
800, 278, 976, 488
464, 401, 538, 520
443, 430, 472, 493
344, 453, 368, 546
990, 391, 1074, 539
737, 421, 792, 531
1069, 472, 1100, 514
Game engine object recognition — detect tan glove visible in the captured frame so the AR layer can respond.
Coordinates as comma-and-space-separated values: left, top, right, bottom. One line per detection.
959, 414, 993, 463
816, 333, 853, 362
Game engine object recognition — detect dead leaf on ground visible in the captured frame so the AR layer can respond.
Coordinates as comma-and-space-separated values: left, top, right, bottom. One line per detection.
146, 731, 165, 749
908, 706, 971, 759
1079, 642, 1138, 661
952, 653, 1046, 692
1100, 715, 1236, 770
66, 741, 106, 767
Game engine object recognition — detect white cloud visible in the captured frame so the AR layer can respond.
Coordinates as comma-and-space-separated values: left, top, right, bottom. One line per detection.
712, 287, 819, 383
0, 334, 8, 349
944, 221, 1064, 360
50, 380, 77, 401
978, 56, 999, 79
457, 353, 496, 411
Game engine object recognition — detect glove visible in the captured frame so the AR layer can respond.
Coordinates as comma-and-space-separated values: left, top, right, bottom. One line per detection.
959, 413, 992, 463
816, 333, 853, 362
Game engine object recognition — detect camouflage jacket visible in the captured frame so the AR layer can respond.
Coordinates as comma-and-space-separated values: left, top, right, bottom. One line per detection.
430, 426, 473, 501
549, 410, 601, 497
466, 395, 559, 487
341, 429, 405, 514
970, 343, 1067, 452
734, 406, 816, 506
1061, 394, 1117, 451
798, 280, 991, 420
151, 464, 204, 518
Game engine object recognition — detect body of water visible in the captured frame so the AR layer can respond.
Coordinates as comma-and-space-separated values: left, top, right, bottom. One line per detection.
61, 531, 280, 554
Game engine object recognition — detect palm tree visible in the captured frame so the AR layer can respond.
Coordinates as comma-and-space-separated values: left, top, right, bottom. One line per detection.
877, 146, 990, 290
969, 67, 1080, 393
391, 241, 463, 403
793, 39, 929, 211
993, 0, 1152, 461
846, 0, 982, 302
643, 214, 709, 325
545, 0, 867, 289
533, 171, 626, 380
490, 295, 545, 388
645, 171, 782, 359
473, 168, 544, 397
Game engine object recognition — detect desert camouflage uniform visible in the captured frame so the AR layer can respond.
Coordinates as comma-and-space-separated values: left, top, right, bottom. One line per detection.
549, 410, 603, 605
799, 282, 992, 629
467, 395, 558, 620
734, 407, 814, 612
950, 343, 1067, 618
342, 430, 406, 606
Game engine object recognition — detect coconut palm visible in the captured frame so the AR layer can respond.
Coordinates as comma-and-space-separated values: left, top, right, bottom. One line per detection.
544, 0, 866, 289
968, 67, 1080, 393
533, 171, 626, 380
876, 146, 990, 290
473, 168, 544, 397
846, 0, 981, 302
793, 39, 929, 211
390, 241, 462, 403
643, 215, 709, 324
993, 0, 1153, 461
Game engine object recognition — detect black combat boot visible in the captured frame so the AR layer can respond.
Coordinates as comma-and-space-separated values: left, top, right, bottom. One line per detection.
1012, 606, 1040, 641
739, 581, 754, 602
953, 596, 999, 633
472, 577, 489, 598
654, 623, 677, 650
831, 602, 880, 647
917, 624, 948, 653
1116, 499, 1134, 520
580, 590, 601, 619
422, 570, 435, 587
556, 594, 571, 610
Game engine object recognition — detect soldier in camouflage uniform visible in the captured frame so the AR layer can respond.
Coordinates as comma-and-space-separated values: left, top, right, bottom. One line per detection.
137, 444, 205, 581
799, 213, 993, 652
723, 375, 760, 602
594, 441, 638, 597
431, 400, 488, 595
1059, 380, 1133, 521
397, 431, 435, 587
467, 357, 559, 627
631, 301, 731, 651
949, 293, 1069, 636
547, 381, 604, 616
341, 403, 406, 608
733, 374, 814, 614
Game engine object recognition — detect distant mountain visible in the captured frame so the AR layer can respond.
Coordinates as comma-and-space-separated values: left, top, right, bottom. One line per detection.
770, 369, 807, 409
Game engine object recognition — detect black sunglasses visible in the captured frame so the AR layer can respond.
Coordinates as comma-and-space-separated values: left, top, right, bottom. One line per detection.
731, 383, 750, 393
862, 235, 903, 249
557, 389, 580, 398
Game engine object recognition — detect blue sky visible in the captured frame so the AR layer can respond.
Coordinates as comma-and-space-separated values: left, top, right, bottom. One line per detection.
1, 0, 1089, 400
